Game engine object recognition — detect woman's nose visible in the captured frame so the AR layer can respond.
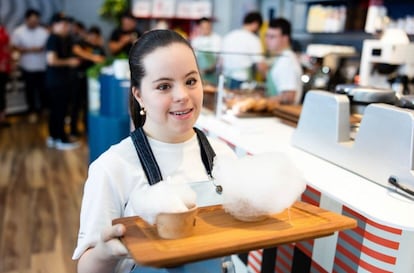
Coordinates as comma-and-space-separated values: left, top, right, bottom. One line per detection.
173, 86, 190, 102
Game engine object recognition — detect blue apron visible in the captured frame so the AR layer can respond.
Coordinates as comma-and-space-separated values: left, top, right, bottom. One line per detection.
129, 127, 228, 273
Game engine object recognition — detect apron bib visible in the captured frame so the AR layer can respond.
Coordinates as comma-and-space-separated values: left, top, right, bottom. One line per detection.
128, 127, 227, 273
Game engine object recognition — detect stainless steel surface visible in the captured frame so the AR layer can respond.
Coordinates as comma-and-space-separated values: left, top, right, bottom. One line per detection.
335, 84, 396, 114
398, 95, 414, 110
349, 87, 396, 104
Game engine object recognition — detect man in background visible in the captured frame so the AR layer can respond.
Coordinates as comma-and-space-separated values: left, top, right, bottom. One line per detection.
11, 8, 49, 122
71, 25, 106, 137
264, 18, 303, 105
108, 12, 140, 57
45, 13, 80, 150
221, 11, 266, 89
191, 17, 221, 85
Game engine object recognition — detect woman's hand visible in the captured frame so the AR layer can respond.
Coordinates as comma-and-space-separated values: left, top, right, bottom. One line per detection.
77, 224, 129, 273
96, 224, 129, 259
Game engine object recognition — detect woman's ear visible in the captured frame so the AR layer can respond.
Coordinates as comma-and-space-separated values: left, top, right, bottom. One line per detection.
132, 86, 143, 106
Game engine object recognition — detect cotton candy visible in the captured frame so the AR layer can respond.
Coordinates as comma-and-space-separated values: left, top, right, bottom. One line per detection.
212, 152, 306, 220
130, 181, 196, 224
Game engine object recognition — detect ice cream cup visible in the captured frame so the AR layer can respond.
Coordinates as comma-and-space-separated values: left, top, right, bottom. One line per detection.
155, 204, 198, 239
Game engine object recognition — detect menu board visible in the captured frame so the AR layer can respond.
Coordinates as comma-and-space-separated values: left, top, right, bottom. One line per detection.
132, 0, 212, 19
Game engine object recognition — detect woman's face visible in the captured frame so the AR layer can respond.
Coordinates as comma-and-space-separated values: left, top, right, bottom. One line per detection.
133, 42, 203, 143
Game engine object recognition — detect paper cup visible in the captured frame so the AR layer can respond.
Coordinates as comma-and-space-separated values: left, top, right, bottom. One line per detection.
155, 204, 198, 239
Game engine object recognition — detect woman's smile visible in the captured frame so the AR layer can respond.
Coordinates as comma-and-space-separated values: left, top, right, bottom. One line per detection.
169, 108, 194, 121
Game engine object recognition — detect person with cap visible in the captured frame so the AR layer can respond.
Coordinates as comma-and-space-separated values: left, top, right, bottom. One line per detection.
108, 12, 141, 57
45, 12, 80, 150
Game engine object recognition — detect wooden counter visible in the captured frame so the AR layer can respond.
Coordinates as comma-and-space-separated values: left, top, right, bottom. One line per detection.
202, 85, 361, 127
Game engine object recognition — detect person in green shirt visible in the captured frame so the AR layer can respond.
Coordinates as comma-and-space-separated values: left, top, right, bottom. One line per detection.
264, 18, 303, 104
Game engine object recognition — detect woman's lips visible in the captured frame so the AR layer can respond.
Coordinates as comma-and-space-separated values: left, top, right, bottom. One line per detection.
169, 108, 193, 116
169, 108, 194, 120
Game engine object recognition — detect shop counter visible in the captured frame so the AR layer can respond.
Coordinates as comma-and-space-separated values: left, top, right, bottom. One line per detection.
196, 111, 414, 273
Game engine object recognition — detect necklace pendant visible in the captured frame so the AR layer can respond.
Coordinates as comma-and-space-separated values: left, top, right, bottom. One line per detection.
216, 185, 223, 194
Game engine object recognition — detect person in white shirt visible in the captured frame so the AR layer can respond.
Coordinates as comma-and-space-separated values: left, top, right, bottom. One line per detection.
221, 11, 266, 89
73, 29, 237, 273
191, 17, 221, 85
11, 8, 49, 121
264, 18, 303, 105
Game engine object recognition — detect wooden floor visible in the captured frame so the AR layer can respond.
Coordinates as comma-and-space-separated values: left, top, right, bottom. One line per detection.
0, 114, 89, 273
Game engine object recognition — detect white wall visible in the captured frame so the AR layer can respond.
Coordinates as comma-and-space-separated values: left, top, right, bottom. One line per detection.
214, 0, 260, 36
0, 0, 262, 44
63, 0, 115, 42
0, 0, 63, 31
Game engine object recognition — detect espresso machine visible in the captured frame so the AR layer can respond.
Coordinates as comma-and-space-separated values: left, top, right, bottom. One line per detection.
304, 44, 357, 92
359, 32, 414, 97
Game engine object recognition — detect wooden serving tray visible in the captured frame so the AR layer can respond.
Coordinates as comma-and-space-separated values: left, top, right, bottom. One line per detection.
112, 201, 356, 268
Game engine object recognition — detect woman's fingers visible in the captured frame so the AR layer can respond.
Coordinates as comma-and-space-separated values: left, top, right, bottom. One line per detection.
97, 224, 128, 258
101, 224, 125, 242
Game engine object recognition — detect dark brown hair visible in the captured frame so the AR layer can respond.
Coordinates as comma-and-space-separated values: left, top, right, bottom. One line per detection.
268, 17, 292, 38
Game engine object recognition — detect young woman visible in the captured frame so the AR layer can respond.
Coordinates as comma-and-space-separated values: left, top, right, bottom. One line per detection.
73, 29, 236, 273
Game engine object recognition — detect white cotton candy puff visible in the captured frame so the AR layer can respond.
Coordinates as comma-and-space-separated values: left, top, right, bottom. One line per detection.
167, 181, 197, 209
130, 181, 197, 225
212, 152, 306, 220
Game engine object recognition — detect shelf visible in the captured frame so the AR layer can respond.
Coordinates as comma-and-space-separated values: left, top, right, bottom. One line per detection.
289, 0, 354, 3
135, 16, 209, 21
293, 31, 373, 42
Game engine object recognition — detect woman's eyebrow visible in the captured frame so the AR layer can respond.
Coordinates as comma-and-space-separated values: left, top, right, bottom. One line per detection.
152, 70, 199, 83
152, 77, 173, 83
185, 70, 198, 77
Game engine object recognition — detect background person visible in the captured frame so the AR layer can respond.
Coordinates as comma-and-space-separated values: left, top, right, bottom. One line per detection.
191, 17, 221, 85
0, 24, 11, 127
264, 18, 303, 105
108, 12, 140, 57
73, 29, 236, 273
45, 13, 80, 150
11, 8, 49, 122
220, 11, 266, 89
71, 25, 106, 137
71, 20, 87, 44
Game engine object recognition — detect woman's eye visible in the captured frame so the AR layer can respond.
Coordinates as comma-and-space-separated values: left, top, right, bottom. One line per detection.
186, 78, 197, 86
157, 83, 171, 90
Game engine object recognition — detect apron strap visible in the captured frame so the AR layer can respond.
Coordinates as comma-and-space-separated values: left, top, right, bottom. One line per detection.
130, 127, 163, 185
194, 127, 216, 178
130, 127, 216, 185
